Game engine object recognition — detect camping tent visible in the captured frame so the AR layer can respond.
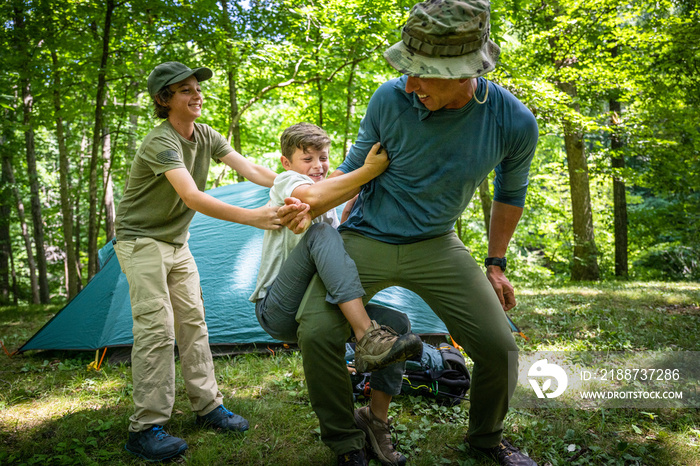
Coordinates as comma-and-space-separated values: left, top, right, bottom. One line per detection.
19, 182, 467, 353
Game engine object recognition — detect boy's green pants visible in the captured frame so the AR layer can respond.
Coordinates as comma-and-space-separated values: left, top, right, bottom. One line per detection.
296, 231, 519, 455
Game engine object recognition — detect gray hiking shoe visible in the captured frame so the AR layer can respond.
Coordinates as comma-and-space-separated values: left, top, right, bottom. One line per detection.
354, 406, 406, 466
124, 425, 188, 461
354, 321, 422, 373
196, 405, 249, 432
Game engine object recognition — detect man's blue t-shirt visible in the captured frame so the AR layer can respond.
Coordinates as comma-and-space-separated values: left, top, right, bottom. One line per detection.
338, 75, 538, 244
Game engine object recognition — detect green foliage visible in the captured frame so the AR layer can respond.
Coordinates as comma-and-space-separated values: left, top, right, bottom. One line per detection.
635, 243, 700, 281
1, 0, 699, 304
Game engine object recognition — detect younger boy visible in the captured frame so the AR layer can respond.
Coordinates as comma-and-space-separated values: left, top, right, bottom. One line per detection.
250, 123, 422, 372
114, 62, 305, 462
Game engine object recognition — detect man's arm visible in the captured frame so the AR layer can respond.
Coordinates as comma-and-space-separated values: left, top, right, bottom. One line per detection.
219, 151, 277, 187
289, 142, 387, 219
486, 200, 523, 311
164, 167, 282, 230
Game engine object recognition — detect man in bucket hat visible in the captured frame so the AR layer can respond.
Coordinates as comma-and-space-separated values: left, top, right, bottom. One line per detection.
283, 0, 539, 465
114, 61, 308, 461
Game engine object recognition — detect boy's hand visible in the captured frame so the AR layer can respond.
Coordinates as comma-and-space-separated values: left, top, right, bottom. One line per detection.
362, 142, 389, 177
249, 204, 283, 230
341, 194, 358, 224
279, 197, 312, 234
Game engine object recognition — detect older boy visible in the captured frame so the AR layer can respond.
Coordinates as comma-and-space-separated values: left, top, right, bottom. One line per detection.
114, 62, 305, 462
251, 123, 422, 372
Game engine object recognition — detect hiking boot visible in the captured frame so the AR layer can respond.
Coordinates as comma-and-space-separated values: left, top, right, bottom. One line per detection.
354, 406, 406, 466
196, 405, 249, 432
124, 425, 188, 461
337, 448, 368, 466
354, 321, 422, 373
469, 437, 537, 466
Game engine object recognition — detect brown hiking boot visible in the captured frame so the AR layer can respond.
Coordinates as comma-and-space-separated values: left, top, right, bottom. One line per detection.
354, 406, 406, 466
469, 437, 538, 466
337, 448, 368, 466
354, 321, 422, 373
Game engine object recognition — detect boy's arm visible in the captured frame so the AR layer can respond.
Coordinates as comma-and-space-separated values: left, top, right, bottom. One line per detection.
219, 151, 277, 187
164, 167, 282, 230
290, 142, 387, 218
340, 194, 358, 223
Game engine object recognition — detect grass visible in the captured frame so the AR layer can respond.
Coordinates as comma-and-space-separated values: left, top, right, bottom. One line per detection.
1, 281, 699, 465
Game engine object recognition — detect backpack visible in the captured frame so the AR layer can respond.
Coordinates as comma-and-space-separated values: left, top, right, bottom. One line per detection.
401, 343, 471, 406
346, 342, 470, 406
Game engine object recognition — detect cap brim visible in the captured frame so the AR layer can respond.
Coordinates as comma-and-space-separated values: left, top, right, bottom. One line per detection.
383, 40, 500, 79
164, 66, 214, 88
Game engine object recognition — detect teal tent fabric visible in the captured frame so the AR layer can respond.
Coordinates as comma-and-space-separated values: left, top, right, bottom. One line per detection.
20, 182, 458, 352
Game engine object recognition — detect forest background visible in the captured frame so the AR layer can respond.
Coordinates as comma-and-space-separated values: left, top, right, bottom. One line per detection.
0, 0, 698, 306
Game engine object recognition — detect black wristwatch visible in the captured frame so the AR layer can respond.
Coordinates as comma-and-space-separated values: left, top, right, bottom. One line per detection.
484, 257, 507, 271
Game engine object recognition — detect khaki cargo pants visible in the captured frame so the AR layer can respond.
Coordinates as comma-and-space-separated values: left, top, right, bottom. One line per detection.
114, 237, 222, 432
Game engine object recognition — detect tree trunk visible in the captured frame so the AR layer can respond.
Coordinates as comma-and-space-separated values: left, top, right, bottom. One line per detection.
226, 67, 244, 183
13, 5, 50, 302
342, 63, 357, 159
220, 0, 244, 184
127, 109, 140, 159
226, 71, 242, 154
102, 125, 116, 241
558, 83, 600, 281
21, 78, 50, 303
0, 141, 12, 304
609, 103, 628, 277
478, 177, 492, 239
88, 0, 114, 280
125, 85, 140, 190
609, 45, 628, 278
51, 50, 79, 299
4, 157, 39, 303
317, 79, 324, 128
74, 132, 89, 292
8, 241, 18, 306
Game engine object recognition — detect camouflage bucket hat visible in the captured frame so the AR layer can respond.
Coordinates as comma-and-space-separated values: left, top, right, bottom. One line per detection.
384, 0, 500, 79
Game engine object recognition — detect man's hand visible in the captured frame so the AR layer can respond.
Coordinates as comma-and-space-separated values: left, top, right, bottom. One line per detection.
486, 266, 516, 311
362, 142, 389, 177
279, 197, 311, 234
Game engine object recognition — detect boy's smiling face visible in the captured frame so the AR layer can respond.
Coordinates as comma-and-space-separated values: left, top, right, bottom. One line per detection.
165, 75, 203, 121
281, 146, 330, 183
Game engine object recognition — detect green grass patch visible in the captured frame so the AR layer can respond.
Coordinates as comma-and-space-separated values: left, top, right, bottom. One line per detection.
1, 281, 698, 465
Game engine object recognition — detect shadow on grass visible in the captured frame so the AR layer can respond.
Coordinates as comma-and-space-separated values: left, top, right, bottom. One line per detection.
0, 396, 334, 465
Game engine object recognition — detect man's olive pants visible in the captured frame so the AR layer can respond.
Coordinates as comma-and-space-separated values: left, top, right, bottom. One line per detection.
296, 231, 518, 454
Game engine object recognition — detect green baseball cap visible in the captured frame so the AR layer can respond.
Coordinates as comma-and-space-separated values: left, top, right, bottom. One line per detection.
384, 0, 500, 79
147, 61, 213, 97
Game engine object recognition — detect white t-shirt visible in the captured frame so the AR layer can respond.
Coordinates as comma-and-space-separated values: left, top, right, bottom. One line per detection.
249, 171, 339, 302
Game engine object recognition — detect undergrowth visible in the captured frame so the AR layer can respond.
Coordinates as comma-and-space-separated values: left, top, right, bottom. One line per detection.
0, 281, 698, 465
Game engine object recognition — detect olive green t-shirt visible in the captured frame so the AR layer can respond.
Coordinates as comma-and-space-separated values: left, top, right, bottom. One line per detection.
115, 120, 234, 246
